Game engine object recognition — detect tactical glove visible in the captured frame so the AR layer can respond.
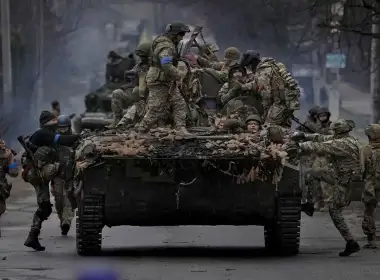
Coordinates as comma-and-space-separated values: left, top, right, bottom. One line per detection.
291, 131, 306, 141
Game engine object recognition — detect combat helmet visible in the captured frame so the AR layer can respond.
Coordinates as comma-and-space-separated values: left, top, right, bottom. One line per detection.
329, 119, 355, 134
316, 106, 330, 118
57, 115, 71, 127
135, 42, 152, 57
245, 114, 262, 125
228, 63, 246, 79
224, 47, 241, 61
240, 50, 260, 67
308, 106, 320, 118
165, 21, 190, 35
364, 124, 380, 141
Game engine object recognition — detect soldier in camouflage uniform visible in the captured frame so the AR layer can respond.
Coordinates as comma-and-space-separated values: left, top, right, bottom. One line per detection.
0, 139, 18, 236
196, 47, 241, 72
23, 111, 79, 251
198, 43, 219, 62
111, 42, 151, 126
361, 124, 380, 249
137, 21, 190, 133
218, 64, 247, 105
291, 119, 361, 256
240, 50, 300, 127
312, 107, 333, 211
50, 115, 74, 235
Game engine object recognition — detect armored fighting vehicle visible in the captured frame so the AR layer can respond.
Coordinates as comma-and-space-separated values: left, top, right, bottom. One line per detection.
75, 124, 301, 257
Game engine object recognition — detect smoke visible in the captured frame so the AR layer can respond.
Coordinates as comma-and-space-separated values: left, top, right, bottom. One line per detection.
3, 3, 121, 146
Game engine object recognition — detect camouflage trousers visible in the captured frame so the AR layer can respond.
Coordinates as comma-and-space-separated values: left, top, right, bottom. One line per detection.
0, 179, 11, 217
118, 100, 147, 127
141, 84, 187, 128
26, 164, 59, 232
111, 88, 134, 122
306, 156, 332, 204
362, 186, 379, 239
51, 178, 74, 226
307, 167, 355, 242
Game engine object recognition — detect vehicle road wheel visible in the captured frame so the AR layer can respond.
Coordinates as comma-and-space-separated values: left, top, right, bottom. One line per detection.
264, 196, 301, 256
76, 194, 104, 256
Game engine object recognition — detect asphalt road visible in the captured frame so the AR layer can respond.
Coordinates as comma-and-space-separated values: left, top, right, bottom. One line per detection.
0, 180, 379, 280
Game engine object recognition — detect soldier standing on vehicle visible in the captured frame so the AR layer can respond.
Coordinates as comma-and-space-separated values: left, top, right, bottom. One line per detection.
196, 46, 241, 72
0, 138, 18, 237
290, 119, 361, 256
22, 111, 79, 251
137, 21, 190, 133
198, 43, 220, 62
50, 115, 75, 236
240, 50, 300, 128
111, 42, 151, 126
361, 124, 380, 249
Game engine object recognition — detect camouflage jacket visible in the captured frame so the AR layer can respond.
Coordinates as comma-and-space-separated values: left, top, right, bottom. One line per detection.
132, 61, 149, 99
315, 120, 332, 135
361, 142, 380, 190
300, 134, 361, 182
0, 140, 18, 183
147, 35, 181, 86
255, 57, 300, 112
218, 79, 260, 106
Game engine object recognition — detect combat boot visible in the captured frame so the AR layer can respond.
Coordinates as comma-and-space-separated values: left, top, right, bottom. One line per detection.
24, 230, 45, 251
301, 202, 314, 217
363, 235, 377, 249
24, 215, 45, 251
60, 222, 70, 236
339, 240, 360, 257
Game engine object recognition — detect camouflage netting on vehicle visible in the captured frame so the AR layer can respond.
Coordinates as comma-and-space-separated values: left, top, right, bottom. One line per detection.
75, 127, 294, 185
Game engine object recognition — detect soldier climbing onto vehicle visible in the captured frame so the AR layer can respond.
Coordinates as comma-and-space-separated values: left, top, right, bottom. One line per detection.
360, 124, 380, 249
137, 21, 190, 134
50, 115, 75, 236
0, 138, 18, 237
289, 119, 361, 256
22, 111, 79, 251
111, 42, 151, 127
240, 50, 300, 128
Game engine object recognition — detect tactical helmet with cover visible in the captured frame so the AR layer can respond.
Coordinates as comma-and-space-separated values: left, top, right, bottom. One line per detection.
224, 47, 241, 61
135, 42, 152, 57
308, 106, 320, 118
365, 124, 380, 141
329, 119, 355, 134
165, 21, 190, 35
316, 106, 331, 117
245, 114, 262, 125
228, 63, 246, 79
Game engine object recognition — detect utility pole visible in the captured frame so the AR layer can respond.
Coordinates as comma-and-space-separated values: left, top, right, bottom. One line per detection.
370, 0, 380, 123
36, 0, 44, 114
1, 0, 13, 112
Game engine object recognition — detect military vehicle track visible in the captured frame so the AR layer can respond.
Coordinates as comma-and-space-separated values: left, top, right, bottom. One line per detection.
76, 194, 104, 256
264, 196, 301, 256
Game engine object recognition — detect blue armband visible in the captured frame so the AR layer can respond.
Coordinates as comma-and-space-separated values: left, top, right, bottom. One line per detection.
160, 56, 173, 65
54, 134, 60, 144
8, 162, 17, 169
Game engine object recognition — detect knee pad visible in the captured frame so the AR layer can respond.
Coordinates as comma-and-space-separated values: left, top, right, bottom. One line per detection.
37, 201, 53, 220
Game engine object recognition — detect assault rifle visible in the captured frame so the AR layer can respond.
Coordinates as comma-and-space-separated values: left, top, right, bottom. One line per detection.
179, 25, 203, 61
17, 135, 43, 180
291, 116, 316, 133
